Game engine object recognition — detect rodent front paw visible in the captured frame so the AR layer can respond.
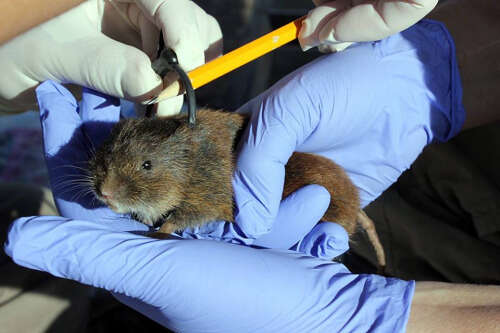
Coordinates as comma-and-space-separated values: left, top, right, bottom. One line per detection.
158, 222, 177, 234
148, 231, 178, 240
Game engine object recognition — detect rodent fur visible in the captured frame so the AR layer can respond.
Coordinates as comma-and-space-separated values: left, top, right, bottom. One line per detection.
89, 109, 360, 235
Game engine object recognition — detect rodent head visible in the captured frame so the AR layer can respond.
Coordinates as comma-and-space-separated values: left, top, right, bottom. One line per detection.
89, 117, 191, 225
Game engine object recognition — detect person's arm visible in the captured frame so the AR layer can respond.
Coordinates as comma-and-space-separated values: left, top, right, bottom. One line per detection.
0, 0, 84, 45
5, 214, 500, 332
407, 282, 500, 333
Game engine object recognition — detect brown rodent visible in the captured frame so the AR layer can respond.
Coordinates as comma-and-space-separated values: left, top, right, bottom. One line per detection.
89, 109, 360, 235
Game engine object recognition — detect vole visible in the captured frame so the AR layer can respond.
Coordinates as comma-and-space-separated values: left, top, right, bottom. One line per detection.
88, 109, 382, 260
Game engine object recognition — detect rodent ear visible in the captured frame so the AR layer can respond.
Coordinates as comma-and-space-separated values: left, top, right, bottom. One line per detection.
156, 117, 182, 138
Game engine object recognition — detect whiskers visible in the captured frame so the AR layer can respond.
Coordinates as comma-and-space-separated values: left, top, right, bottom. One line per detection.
51, 162, 100, 206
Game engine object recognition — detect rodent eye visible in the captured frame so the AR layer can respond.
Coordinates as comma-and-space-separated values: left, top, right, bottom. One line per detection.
142, 160, 152, 170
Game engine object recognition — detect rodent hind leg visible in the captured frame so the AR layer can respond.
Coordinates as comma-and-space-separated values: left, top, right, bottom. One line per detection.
284, 152, 360, 235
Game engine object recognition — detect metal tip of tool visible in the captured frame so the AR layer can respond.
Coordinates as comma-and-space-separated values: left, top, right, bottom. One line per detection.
144, 96, 159, 105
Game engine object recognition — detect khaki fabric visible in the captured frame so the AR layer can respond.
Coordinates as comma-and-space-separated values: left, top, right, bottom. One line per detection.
0, 182, 91, 333
353, 127, 500, 283
429, 0, 500, 130
350, 0, 500, 283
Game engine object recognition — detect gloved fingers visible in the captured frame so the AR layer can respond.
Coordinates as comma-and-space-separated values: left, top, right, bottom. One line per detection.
304, 0, 438, 46
253, 184, 331, 250
162, 34, 204, 72
127, 0, 223, 66
36, 81, 81, 157
232, 157, 286, 238
295, 222, 349, 260
203, 14, 224, 62
91, 36, 163, 103
102, 1, 155, 57
133, 0, 222, 116
42, 32, 162, 103
174, 221, 249, 245
50, 199, 150, 232
317, 9, 343, 45
233, 80, 323, 237
155, 95, 184, 117
4, 216, 155, 297
4, 215, 257, 309
80, 88, 121, 123
178, 184, 331, 249
137, 8, 161, 59
317, 41, 354, 53
79, 87, 122, 150
298, 0, 351, 51
155, 0, 223, 71
231, 116, 295, 237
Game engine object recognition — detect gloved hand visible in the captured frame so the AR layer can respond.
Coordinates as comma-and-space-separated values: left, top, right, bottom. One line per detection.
4, 215, 415, 332
298, 0, 438, 53
37, 80, 349, 257
234, 19, 465, 238
0, 0, 222, 116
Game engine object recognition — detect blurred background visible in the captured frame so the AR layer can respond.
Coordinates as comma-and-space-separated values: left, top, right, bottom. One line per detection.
0, 0, 498, 332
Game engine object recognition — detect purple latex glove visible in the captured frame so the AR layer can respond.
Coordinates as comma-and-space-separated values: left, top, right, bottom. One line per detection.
38, 81, 147, 232
4, 215, 415, 332
233, 19, 465, 237
36, 80, 349, 258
